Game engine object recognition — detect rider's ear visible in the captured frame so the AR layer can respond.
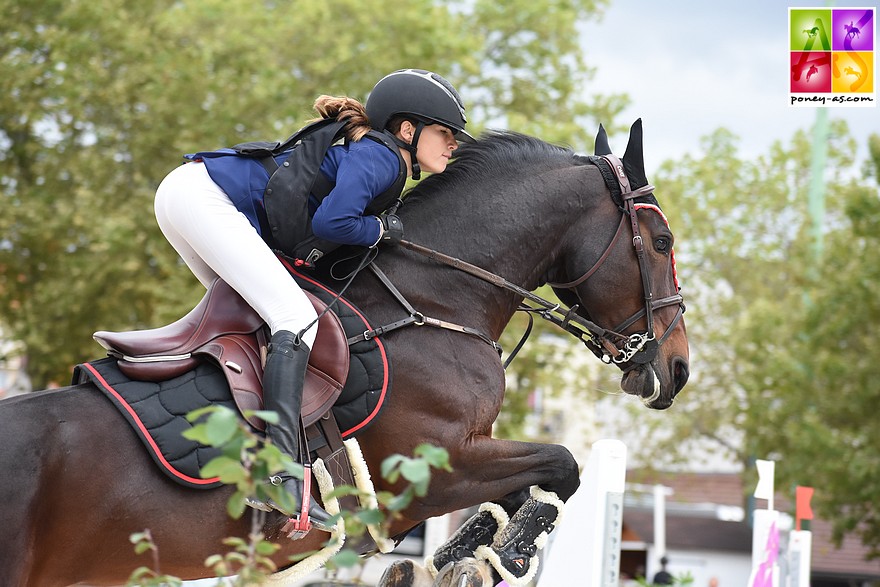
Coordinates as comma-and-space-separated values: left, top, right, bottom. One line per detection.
397, 120, 416, 144
622, 118, 648, 190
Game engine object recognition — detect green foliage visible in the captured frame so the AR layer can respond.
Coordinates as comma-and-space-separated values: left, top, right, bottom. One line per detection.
379, 442, 453, 512
126, 530, 184, 587
0, 0, 622, 388
202, 536, 280, 585
183, 406, 303, 518
737, 134, 880, 556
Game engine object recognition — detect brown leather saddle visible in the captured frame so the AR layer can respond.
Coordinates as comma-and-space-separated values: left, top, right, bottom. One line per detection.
93, 278, 350, 431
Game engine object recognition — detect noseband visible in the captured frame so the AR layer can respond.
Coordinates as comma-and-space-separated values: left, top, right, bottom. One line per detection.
548, 154, 684, 366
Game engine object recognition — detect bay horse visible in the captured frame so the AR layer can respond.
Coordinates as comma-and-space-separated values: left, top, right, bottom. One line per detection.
0, 121, 688, 587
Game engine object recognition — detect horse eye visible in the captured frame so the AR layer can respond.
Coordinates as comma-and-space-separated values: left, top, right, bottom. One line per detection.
655, 237, 671, 253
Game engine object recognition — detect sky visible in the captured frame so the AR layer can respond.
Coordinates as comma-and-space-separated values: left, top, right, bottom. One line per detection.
582, 0, 876, 472
580, 0, 877, 173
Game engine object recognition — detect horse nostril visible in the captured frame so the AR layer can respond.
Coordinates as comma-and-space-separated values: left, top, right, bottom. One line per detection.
672, 357, 689, 398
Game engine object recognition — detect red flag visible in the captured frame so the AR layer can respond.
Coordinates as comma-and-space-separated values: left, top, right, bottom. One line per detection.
796, 486, 814, 531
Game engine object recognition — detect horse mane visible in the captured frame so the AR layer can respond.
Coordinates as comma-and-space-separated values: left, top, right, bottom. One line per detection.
404, 130, 579, 204
403, 129, 660, 209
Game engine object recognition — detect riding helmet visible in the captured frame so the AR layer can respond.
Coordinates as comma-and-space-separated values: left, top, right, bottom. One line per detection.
366, 69, 474, 143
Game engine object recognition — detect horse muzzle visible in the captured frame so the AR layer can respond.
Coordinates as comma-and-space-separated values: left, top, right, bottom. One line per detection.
620, 355, 689, 410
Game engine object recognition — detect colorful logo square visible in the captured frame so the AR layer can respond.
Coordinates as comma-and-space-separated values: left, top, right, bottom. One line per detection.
832, 51, 874, 92
789, 7, 876, 106
832, 9, 874, 51
791, 9, 832, 51
791, 52, 832, 92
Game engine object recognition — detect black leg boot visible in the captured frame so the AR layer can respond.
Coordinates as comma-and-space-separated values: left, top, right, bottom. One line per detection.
427, 503, 509, 576
261, 330, 332, 533
476, 487, 564, 585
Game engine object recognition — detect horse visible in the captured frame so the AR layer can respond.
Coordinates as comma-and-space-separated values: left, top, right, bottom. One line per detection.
0, 120, 689, 587
844, 66, 862, 80
844, 22, 860, 40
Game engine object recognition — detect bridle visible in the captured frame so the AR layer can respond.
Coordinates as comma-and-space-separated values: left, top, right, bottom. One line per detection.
392, 154, 684, 368
547, 154, 685, 366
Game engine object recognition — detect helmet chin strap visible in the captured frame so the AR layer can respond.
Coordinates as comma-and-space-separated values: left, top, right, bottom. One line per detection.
389, 121, 425, 180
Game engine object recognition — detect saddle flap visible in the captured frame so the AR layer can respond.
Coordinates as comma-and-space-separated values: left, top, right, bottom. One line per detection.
300, 293, 350, 425
195, 296, 349, 432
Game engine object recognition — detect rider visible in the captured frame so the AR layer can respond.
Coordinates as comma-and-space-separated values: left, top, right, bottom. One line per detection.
153, 69, 472, 531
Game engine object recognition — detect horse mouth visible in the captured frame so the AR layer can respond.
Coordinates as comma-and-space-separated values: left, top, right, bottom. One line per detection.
621, 365, 672, 410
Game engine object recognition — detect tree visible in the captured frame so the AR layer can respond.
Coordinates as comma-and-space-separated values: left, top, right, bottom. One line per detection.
738, 133, 880, 556
0, 0, 624, 387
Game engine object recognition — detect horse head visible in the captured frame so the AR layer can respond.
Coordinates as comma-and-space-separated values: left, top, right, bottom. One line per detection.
550, 120, 689, 409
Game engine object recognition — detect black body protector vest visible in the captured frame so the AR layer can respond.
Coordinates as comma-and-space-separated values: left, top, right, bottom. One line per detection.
234, 118, 407, 265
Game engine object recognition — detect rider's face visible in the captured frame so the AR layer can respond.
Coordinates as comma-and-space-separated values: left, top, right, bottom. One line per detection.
397, 122, 459, 175
415, 124, 459, 174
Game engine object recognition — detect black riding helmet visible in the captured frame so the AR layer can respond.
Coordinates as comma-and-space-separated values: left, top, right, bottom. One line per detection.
366, 69, 474, 178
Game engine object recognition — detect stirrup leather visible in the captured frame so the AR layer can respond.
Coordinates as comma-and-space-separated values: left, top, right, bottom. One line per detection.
279, 465, 316, 539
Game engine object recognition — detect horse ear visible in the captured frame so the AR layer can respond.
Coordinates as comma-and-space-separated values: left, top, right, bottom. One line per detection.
622, 118, 649, 189
594, 124, 612, 155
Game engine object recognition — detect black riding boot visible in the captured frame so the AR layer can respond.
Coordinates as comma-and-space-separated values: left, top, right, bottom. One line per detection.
261, 330, 332, 532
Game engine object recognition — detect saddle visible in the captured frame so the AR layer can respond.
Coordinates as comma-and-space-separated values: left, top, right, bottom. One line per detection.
93, 278, 350, 431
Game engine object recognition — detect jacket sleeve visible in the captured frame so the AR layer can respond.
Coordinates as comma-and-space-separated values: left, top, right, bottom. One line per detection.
311, 144, 399, 246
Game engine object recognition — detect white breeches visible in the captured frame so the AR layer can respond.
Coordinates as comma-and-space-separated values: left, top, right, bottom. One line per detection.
154, 161, 318, 347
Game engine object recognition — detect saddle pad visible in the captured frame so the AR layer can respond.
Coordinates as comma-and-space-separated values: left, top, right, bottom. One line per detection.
75, 275, 391, 489
76, 357, 233, 488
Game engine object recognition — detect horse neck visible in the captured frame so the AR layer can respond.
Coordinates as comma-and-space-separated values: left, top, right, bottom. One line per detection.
400, 165, 592, 338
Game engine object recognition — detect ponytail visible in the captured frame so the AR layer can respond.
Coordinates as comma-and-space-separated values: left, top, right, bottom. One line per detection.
312, 95, 372, 142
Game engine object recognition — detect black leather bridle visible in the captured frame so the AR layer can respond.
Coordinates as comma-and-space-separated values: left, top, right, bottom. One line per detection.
548, 154, 685, 366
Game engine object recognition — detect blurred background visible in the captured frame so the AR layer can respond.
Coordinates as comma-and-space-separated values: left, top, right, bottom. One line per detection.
1, 0, 877, 584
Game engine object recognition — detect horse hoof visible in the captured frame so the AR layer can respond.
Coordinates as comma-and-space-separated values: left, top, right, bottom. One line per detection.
377, 559, 434, 587
433, 558, 494, 587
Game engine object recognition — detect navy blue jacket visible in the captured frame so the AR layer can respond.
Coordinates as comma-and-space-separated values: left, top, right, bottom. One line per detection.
186, 138, 400, 247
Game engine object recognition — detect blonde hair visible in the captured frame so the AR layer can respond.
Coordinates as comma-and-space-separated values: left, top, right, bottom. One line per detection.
312, 95, 372, 142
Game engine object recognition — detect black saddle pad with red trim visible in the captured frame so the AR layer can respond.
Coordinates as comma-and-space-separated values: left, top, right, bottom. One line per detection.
75, 274, 391, 489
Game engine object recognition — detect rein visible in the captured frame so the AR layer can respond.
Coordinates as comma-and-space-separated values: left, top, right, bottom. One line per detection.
396, 239, 626, 363
347, 263, 503, 355
350, 154, 684, 368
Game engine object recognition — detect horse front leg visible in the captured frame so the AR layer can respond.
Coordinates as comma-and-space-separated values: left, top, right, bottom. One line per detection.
408, 436, 579, 586
428, 487, 566, 587
426, 501, 510, 577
